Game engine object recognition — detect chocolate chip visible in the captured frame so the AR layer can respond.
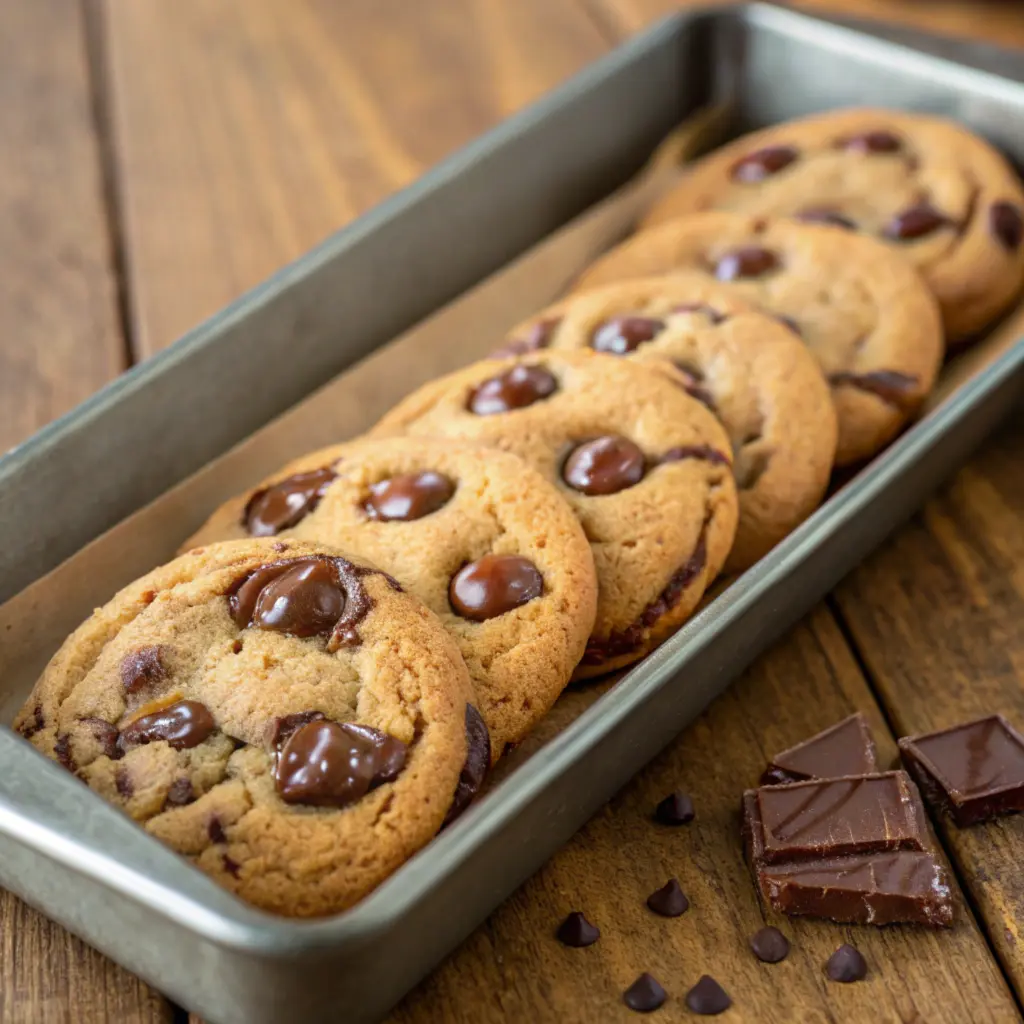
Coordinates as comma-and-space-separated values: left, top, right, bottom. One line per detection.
623, 973, 667, 1013
826, 944, 868, 982
884, 203, 951, 241
223, 855, 241, 878
491, 317, 562, 359
54, 734, 75, 772
274, 719, 407, 807
646, 878, 689, 917
120, 646, 166, 695
685, 975, 731, 1015
468, 364, 558, 415
563, 436, 646, 495
842, 129, 902, 153
796, 207, 856, 230
655, 791, 695, 825
731, 145, 799, 183
208, 817, 227, 844
165, 777, 195, 807
449, 554, 543, 621
750, 926, 790, 963
715, 246, 780, 281
231, 639, 243, 654
556, 911, 600, 947
659, 445, 730, 468
119, 700, 216, 751
17, 703, 45, 740
364, 470, 455, 522
672, 303, 725, 324
83, 717, 121, 760
591, 316, 665, 355
265, 710, 327, 749
442, 705, 491, 827
233, 558, 345, 638
114, 766, 133, 798
243, 467, 337, 536
990, 200, 1023, 250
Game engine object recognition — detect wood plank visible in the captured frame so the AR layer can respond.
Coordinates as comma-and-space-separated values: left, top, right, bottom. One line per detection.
835, 416, 1024, 997
0, 0, 169, 1020
98, 0, 611, 357
392, 608, 1017, 1022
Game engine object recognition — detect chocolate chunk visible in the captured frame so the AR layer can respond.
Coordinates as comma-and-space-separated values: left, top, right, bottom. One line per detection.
120, 646, 167, 694
363, 470, 455, 521
715, 246, 780, 281
825, 944, 868, 983
761, 712, 878, 785
556, 911, 599, 947
899, 715, 1024, 826
884, 203, 952, 240
841, 130, 902, 153
442, 705, 491, 827
468, 364, 557, 415
54, 734, 75, 772
685, 975, 731, 1015
16, 703, 45, 740
222, 855, 241, 878
827, 369, 919, 410
731, 145, 798, 183
273, 719, 408, 807
119, 700, 216, 751
646, 878, 689, 917
672, 302, 725, 324
243, 467, 337, 536
491, 317, 562, 359
265, 710, 326, 749
623, 973, 667, 1013
83, 717, 121, 760
562, 436, 646, 495
165, 777, 195, 807
654, 791, 695, 825
754, 772, 928, 863
449, 554, 543, 621
591, 315, 666, 354
796, 207, 856, 230
750, 926, 789, 963
113, 766, 133, 798
208, 817, 227, 844
990, 201, 1023, 251
658, 444, 730, 468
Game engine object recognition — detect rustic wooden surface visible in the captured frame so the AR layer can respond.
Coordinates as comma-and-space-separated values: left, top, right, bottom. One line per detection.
3, 1, 1024, 1021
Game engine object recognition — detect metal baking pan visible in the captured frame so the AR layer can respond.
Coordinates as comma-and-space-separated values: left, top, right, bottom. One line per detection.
1, 6, 1024, 1023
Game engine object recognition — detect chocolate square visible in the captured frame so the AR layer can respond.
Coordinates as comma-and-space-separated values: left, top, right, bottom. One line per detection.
762, 712, 878, 785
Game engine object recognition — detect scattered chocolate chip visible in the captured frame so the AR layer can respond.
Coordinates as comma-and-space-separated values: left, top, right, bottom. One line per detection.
796, 207, 856, 230
591, 316, 666, 355
114, 766, 133, 798
208, 817, 227, 844
54, 734, 76, 773
655, 791, 695, 825
715, 246, 780, 281
563, 436, 646, 495
449, 554, 543, 621
243, 467, 337, 536
119, 700, 216, 751
659, 445, 730, 468
491, 317, 562, 359
825, 944, 868, 983
731, 145, 799, 183
685, 975, 732, 1015
468, 364, 558, 415
120, 646, 167, 694
83, 717, 121, 760
884, 203, 952, 241
990, 201, 1023, 251
827, 369, 919, 409
442, 705, 491, 827
623, 973, 667, 1013
165, 777, 195, 807
223, 855, 241, 878
646, 878, 689, 917
842, 129, 902, 153
16, 703, 45, 740
750, 926, 790, 963
672, 303, 725, 324
364, 470, 455, 522
556, 911, 600, 947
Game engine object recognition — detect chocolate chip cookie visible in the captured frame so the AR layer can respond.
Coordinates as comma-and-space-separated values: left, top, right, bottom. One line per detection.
641, 108, 1024, 341
502, 274, 837, 570
370, 351, 739, 677
574, 212, 944, 465
181, 438, 597, 761
14, 538, 478, 917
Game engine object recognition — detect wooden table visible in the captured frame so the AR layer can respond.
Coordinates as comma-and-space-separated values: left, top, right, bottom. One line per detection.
5, 1, 1024, 1021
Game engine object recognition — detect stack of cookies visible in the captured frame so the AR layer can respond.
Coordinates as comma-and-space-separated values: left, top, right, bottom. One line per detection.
15, 108, 1024, 917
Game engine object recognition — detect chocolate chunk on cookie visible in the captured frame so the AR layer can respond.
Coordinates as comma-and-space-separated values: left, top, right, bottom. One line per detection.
369, 351, 739, 677
183, 438, 597, 761
641, 108, 1024, 342
14, 539, 475, 917
575, 212, 943, 465
505, 274, 837, 569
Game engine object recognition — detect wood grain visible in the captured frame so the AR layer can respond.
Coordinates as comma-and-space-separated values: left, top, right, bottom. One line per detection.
392, 608, 1018, 1022
98, 0, 611, 358
836, 415, 1024, 997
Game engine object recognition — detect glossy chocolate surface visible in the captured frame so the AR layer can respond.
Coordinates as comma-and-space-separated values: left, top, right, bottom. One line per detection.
731, 145, 798, 182
119, 699, 216, 751
364, 470, 455, 521
467, 364, 557, 415
244, 467, 336, 536
590, 315, 665, 354
442, 705, 491, 827
449, 554, 543, 621
761, 712, 878, 785
562, 436, 646, 495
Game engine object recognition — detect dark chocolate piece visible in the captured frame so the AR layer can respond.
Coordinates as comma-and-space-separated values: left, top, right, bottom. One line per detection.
732, 145, 798, 182
761, 713, 878, 785
714, 246, 780, 281
646, 878, 689, 917
449, 554, 543, 621
119, 700, 216, 751
825, 944, 868, 983
884, 203, 952, 241
654, 791, 695, 825
556, 911, 599, 947
623, 973, 666, 1013
991, 201, 1024, 250
243, 467, 337, 536
827, 369, 919, 410
685, 976, 731, 1016
899, 715, 1024, 826
591, 315, 665, 354
467, 364, 557, 415
491, 317, 562, 359
658, 444, 730, 468
841, 129, 902, 153
120, 646, 167, 694
363, 470, 455, 521
442, 705, 491, 828
750, 926, 789, 963
562, 436, 646, 495
165, 777, 195, 807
